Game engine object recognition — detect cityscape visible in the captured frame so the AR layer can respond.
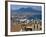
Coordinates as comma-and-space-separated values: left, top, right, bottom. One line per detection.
10, 5, 42, 32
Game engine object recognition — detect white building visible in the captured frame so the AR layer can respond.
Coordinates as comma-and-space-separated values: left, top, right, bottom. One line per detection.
19, 19, 30, 24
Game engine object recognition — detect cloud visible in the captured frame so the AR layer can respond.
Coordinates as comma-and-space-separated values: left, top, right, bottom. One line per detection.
31, 6, 41, 11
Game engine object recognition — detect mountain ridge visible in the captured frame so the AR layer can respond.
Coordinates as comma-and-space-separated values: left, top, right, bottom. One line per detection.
11, 7, 41, 13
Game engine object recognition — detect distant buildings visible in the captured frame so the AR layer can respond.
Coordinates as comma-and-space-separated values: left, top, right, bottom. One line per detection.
11, 15, 42, 31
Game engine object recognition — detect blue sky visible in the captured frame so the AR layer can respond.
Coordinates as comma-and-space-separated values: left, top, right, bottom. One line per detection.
11, 5, 42, 15
11, 5, 41, 11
